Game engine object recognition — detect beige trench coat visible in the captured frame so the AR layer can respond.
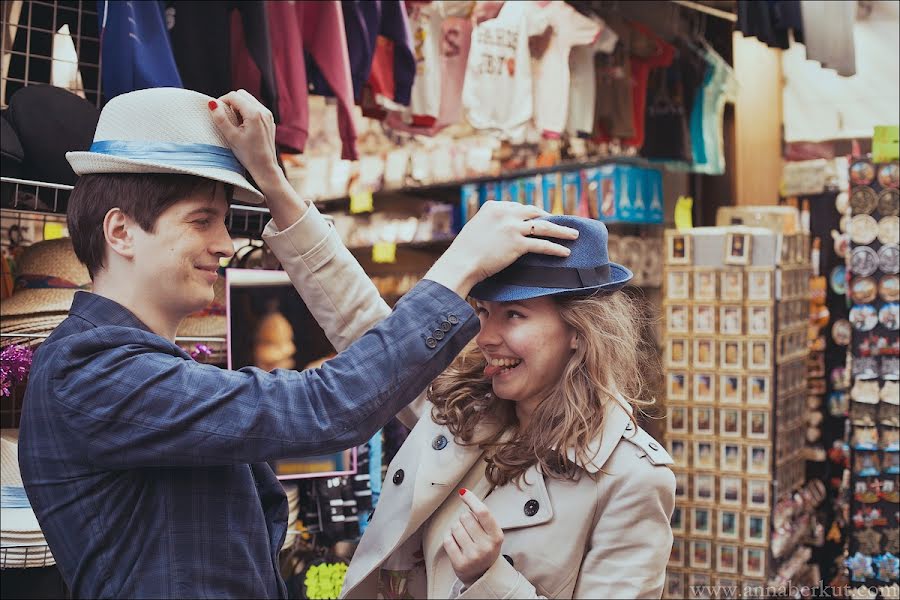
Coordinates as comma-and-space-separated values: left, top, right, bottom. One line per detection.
263, 206, 676, 599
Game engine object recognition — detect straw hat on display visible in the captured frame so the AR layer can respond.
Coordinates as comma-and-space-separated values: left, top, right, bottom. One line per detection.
0, 238, 90, 347
176, 276, 227, 364
65, 87, 264, 204
1, 430, 55, 568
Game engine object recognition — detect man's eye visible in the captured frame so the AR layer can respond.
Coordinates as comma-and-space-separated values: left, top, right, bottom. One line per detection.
194, 219, 210, 226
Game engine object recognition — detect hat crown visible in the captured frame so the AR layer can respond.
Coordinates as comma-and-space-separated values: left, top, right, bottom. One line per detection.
18, 238, 90, 286
517, 215, 611, 270
92, 88, 236, 147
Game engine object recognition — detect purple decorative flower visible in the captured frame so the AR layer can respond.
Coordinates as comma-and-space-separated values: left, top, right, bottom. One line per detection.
190, 344, 212, 361
0, 345, 34, 396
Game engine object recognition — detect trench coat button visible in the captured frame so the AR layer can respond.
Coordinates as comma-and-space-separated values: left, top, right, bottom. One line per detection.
625, 422, 634, 431
523, 499, 539, 516
448, 314, 460, 325
425, 337, 437, 349
433, 329, 445, 340
503, 554, 514, 567
392, 469, 405, 485
440, 321, 452, 332
649, 442, 660, 451
432, 435, 448, 450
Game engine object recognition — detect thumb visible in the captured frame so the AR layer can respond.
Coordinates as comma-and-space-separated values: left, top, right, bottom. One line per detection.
208, 99, 239, 144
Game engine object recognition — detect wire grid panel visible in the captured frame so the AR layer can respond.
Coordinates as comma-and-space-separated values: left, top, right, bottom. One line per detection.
1, 0, 102, 109
0, 544, 55, 569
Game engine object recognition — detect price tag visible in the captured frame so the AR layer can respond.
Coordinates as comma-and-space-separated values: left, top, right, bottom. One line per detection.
674, 195, 693, 231
372, 242, 397, 264
873, 125, 899, 163
43, 222, 66, 240
350, 191, 374, 214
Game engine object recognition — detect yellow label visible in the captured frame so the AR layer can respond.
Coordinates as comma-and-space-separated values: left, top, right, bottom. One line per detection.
43, 222, 66, 240
674, 195, 693, 231
372, 241, 397, 263
873, 125, 900, 163
350, 191, 374, 214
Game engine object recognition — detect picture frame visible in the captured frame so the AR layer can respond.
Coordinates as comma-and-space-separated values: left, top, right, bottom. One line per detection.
693, 338, 717, 370
719, 374, 743, 404
693, 269, 717, 301
691, 507, 713, 537
693, 473, 716, 503
669, 537, 685, 567
720, 339, 743, 371
747, 444, 771, 475
693, 374, 716, 405
666, 231, 692, 265
669, 439, 688, 468
717, 543, 739, 574
674, 471, 689, 500
743, 546, 766, 578
720, 442, 743, 472
747, 305, 773, 336
671, 506, 686, 535
666, 337, 690, 369
667, 371, 689, 401
725, 232, 753, 266
693, 440, 715, 470
719, 409, 742, 439
719, 476, 742, 506
748, 340, 772, 371
688, 573, 712, 591
747, 478, 771, 509
666, 303, 690, 334
717, 577, 740, 590
717, 510, 740, 541
692, 303, 716, 335
665, 571, 684, 599
667, 405, 688, 434
747, 409, 771, 439
720, 270, 744, 302
745, 513, 769, 545
690, 540, 713, 570
666, 270, 691, 300
747, 374, 772, 405
747, 268, 774, 301
719, 304, 743, 336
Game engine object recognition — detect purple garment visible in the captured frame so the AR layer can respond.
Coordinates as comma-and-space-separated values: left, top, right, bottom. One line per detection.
307, 0, 414, 104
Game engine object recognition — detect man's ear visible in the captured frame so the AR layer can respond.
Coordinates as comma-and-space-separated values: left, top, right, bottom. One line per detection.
102, 208, 136, 260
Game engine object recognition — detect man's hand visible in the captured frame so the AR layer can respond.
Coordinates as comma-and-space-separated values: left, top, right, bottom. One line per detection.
425, 201, 578, 298
444, 488, 505, 587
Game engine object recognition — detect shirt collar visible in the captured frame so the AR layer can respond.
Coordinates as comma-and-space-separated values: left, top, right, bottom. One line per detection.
67, 291, 155, 333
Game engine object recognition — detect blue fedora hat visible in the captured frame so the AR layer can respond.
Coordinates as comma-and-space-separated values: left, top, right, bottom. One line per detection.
470, 216, 632, 302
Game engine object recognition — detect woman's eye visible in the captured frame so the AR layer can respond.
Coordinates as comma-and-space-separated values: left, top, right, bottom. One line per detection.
475, 307, 488, 317
507, 311, 524, 319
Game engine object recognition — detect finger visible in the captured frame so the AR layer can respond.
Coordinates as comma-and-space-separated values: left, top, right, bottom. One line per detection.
452, 522, 475, 547
525, 220, 579, 240
523, 238, 573, 258
208, 99, 240, 144
459, 489, 503, 539
236, 88, 273, 121
218, 90, 263, 125
459, 511, 486, 541
443, 534, 465, 566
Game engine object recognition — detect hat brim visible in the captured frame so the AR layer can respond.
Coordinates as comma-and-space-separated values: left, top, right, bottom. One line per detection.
469, 263, 634, 302
65, 152, 264, 204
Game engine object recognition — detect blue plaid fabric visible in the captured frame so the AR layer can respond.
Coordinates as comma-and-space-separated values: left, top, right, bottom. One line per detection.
18, 281, 476, 598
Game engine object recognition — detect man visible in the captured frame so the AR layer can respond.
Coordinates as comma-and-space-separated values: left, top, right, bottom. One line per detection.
18, 87, 576, 598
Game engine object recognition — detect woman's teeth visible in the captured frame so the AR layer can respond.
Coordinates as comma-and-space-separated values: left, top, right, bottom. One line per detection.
490, 358, 521, 368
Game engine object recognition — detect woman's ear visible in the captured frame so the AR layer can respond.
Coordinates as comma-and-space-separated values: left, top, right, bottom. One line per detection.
103, 208, 136, 260
570, 332, 579, 351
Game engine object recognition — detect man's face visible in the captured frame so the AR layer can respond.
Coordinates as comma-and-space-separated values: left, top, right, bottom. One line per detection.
129, 182, 233, 320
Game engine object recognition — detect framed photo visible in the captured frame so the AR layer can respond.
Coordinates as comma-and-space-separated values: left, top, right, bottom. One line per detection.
719, 304, 743, 336
666, 231, 692, 265
717, 509, 740, 541
717, 543, 739, 574
693, 473, 715, 503
745, 513, 769, 545
693, 374, 716, 405
719, 476, 742, 506
674, 471, 689, 500
666, 270, 690, 300
719, 408, 742, 438
667, 371, 689, 401
743, 546, 766, 578
671, 506, 686, 535
666, 337, 690, 369
693, 338, 716, 370
690, 540, 713, 570
666, 304, 690, 334
748, 340, 772, 371
747, 409, 770, 439
717, 577, 740, 590
747, 478, 771, 509
688, 573, 712, 591
694, 440, 715, 470
692, 304, 716, 335
667, 405, 688, 434
725, 231, 752, 266
669, 438, 688, 468
720, 442, 743, 472
747, 305, 773, 336
691, 507, 713, 537
665, 571, 684, 599
747, 268, 774, 301
669, 537, 685, 567
747, 444, 771, 474
719, 374, 742, 404
694, 269, 717, 301
720, 270, 744, 302
720, 339, 743, 371
747, 374, 772, 405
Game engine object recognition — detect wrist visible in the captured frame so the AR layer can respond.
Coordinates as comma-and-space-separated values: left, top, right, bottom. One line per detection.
424, 254, 479, 299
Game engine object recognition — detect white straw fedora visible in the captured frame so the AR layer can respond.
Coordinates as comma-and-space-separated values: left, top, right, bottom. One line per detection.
66, 88, 264, 204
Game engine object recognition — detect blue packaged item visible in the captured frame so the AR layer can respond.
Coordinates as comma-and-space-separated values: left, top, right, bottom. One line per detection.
645, 168, 664, 223
520, 175, 543, 209
479, 181, 501, 205
595, 165, 619, 221
500, 179, 520, 203
630, 167, 648, 223
615, 165, 635, 222
542, 172, 563, 215
561, 171, 582, 216
460, 183, 480, 224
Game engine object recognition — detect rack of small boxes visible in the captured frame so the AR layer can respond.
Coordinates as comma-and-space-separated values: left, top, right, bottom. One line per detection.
661, 221, 816, 598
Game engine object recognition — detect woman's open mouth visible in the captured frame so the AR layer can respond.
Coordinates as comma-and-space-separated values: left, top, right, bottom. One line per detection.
484, 357, 522, 378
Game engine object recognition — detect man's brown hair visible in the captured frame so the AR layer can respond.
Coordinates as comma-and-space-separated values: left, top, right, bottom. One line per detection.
66, 173, 233, 279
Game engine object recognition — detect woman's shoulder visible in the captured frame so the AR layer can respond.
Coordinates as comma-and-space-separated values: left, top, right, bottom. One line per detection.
601, 426, 675, 489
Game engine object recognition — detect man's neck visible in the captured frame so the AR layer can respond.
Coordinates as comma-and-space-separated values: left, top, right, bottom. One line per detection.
91, 277, 182, 341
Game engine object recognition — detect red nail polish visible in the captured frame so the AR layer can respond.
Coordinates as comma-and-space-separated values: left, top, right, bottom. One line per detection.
208, 100, 218, 110
459, 488, 467, 496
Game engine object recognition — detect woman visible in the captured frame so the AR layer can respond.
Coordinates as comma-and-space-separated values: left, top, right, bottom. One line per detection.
266, 210, 675, 599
